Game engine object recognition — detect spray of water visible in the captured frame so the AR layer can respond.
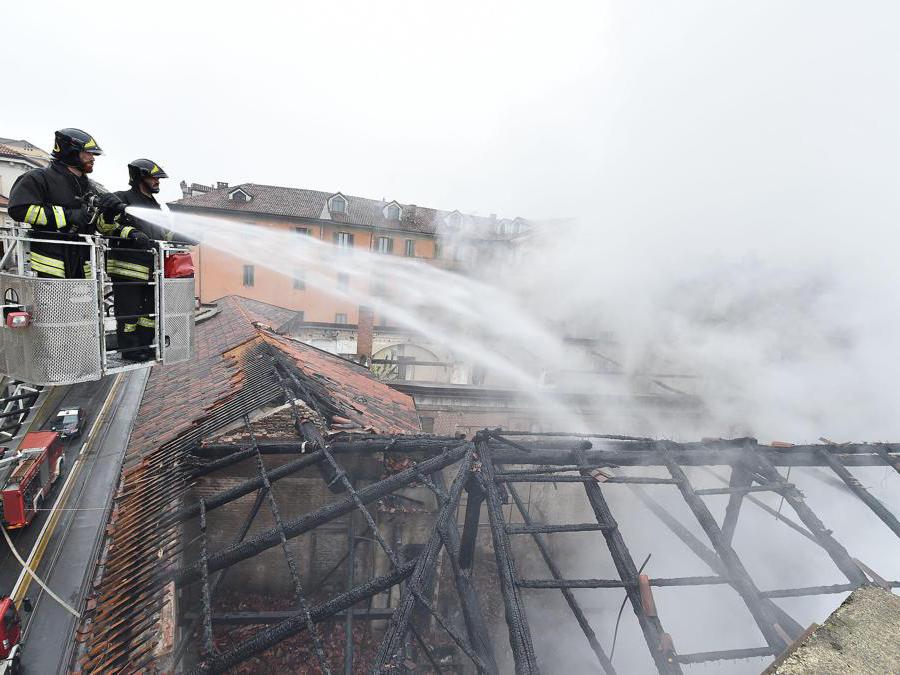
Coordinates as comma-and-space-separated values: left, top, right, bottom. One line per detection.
131, 206, 598, 431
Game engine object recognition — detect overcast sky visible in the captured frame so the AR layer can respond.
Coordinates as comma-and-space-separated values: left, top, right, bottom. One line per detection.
6, 1, 900, 440
4, 1, 898, 228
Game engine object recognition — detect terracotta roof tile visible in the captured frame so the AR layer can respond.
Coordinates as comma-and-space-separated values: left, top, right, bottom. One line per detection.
169, 183, 530, 237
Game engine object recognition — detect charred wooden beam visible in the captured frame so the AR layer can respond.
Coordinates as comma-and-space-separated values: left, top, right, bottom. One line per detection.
432, 471, 500, 675
695, 484, 791, 496
477, 441, 540, 674
874, 444, 900, 475
496, 474, 677, 484
751, 449, 869, 586
174, 443, 470, 586
760, 581, 900, 598
190, 437, 462, 476
661, 451, 789, 654
505, 523, 610, 534
490, 446, 899, 468
676, 647, 776, 664
198, 499, 215, 658
518, 576, 729, 589
698, 467, 820, 545
628, 484, 805, 640
504, 480, 617, 675
818, 449, 900, 539
191, 559, 417, 674
210, 608, 396, 625
374, 449, 489, 672
577, 451, 683, 674
459, 479, 485, 570
721, 464, 754, 545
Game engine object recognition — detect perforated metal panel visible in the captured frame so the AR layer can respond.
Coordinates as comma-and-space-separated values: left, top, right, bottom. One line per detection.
160, 278, 195, 365
0, 273, 102, 385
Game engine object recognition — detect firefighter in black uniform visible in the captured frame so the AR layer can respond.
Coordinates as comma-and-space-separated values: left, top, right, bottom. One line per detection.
7, 128, 123, 278
98, 158, 177, 361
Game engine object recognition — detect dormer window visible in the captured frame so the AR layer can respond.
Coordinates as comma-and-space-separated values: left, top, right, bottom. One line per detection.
447, 211, 462, 228
329, 194, 347, 214
384, 202, 402, 221
228, 188, 252, 203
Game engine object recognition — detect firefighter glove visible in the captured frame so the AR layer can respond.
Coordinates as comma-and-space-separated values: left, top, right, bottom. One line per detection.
63, 206, 92, 229
128, 229, 152, 246
97, 192, 126, 221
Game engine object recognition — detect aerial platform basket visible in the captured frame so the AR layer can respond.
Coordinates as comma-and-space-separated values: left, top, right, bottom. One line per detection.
0, 227, 195, 386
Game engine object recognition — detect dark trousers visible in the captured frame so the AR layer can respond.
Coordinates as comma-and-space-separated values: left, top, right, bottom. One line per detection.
111, 274, 155, 355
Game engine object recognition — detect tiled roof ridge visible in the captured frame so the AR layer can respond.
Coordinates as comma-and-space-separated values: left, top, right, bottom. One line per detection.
173, 181, 525, 226
256, 324, 370, 373
0, 144, 30, 161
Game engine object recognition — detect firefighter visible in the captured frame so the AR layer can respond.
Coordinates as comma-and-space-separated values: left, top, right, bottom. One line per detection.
98, 158, 177, 361
8, 128, 123, 278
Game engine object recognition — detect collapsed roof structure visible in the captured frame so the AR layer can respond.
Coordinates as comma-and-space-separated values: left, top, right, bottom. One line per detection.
71, 297, 900, 673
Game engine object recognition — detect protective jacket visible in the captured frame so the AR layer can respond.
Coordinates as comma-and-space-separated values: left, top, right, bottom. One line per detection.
98, 187, 166, 281
97, 187, 186, 357
7, 161, 95, 278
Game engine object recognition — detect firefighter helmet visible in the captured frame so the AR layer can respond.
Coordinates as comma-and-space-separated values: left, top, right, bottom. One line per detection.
52, 128, 103, 167
128, 159, 168, 192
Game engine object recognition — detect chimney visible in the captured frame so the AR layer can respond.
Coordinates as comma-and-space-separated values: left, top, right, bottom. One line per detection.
180, 180, 190, 198
356, 305, 374, 366
217, 181, 229, 190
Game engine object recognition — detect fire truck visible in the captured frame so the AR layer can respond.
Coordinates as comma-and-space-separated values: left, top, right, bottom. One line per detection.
0, 431, 64, 529
0, 596, 26, 674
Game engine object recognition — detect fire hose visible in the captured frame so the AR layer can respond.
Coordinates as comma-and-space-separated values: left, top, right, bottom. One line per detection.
0, 525, 79, 618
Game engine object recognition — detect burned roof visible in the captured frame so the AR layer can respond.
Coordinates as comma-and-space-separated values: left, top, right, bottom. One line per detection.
75, 296, 423, 670
70, 297, 900, 674
169, 182, 529, 237
125, 294, 417, 463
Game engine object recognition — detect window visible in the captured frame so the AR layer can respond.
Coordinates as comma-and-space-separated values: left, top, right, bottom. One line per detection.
292, 269, 305, 290
242, 264, 254, 287
376, 236, 393, 254
337, 272, 349, 292
405, 239, 415, 257
330, 195, 347, 214
334, 231, 354, 248
335, 313, 348, 324
420, 416, 435, 433
386, 203, 401, 220
295, 227, 310, 236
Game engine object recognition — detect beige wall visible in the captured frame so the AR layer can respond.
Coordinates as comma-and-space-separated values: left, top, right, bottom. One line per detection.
194, 212, 439, 324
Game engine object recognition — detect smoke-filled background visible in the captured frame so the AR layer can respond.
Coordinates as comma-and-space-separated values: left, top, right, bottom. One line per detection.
6, 1, 900, 672
7, 0, 899, 440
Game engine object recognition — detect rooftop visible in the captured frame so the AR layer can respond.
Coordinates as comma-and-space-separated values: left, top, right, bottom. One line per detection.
70, 298, 900, 674
170, 182, 532, 237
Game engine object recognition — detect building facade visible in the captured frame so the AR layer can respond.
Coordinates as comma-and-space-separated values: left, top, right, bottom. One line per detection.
169, 182, 529, 324
0, 138, 50, 227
